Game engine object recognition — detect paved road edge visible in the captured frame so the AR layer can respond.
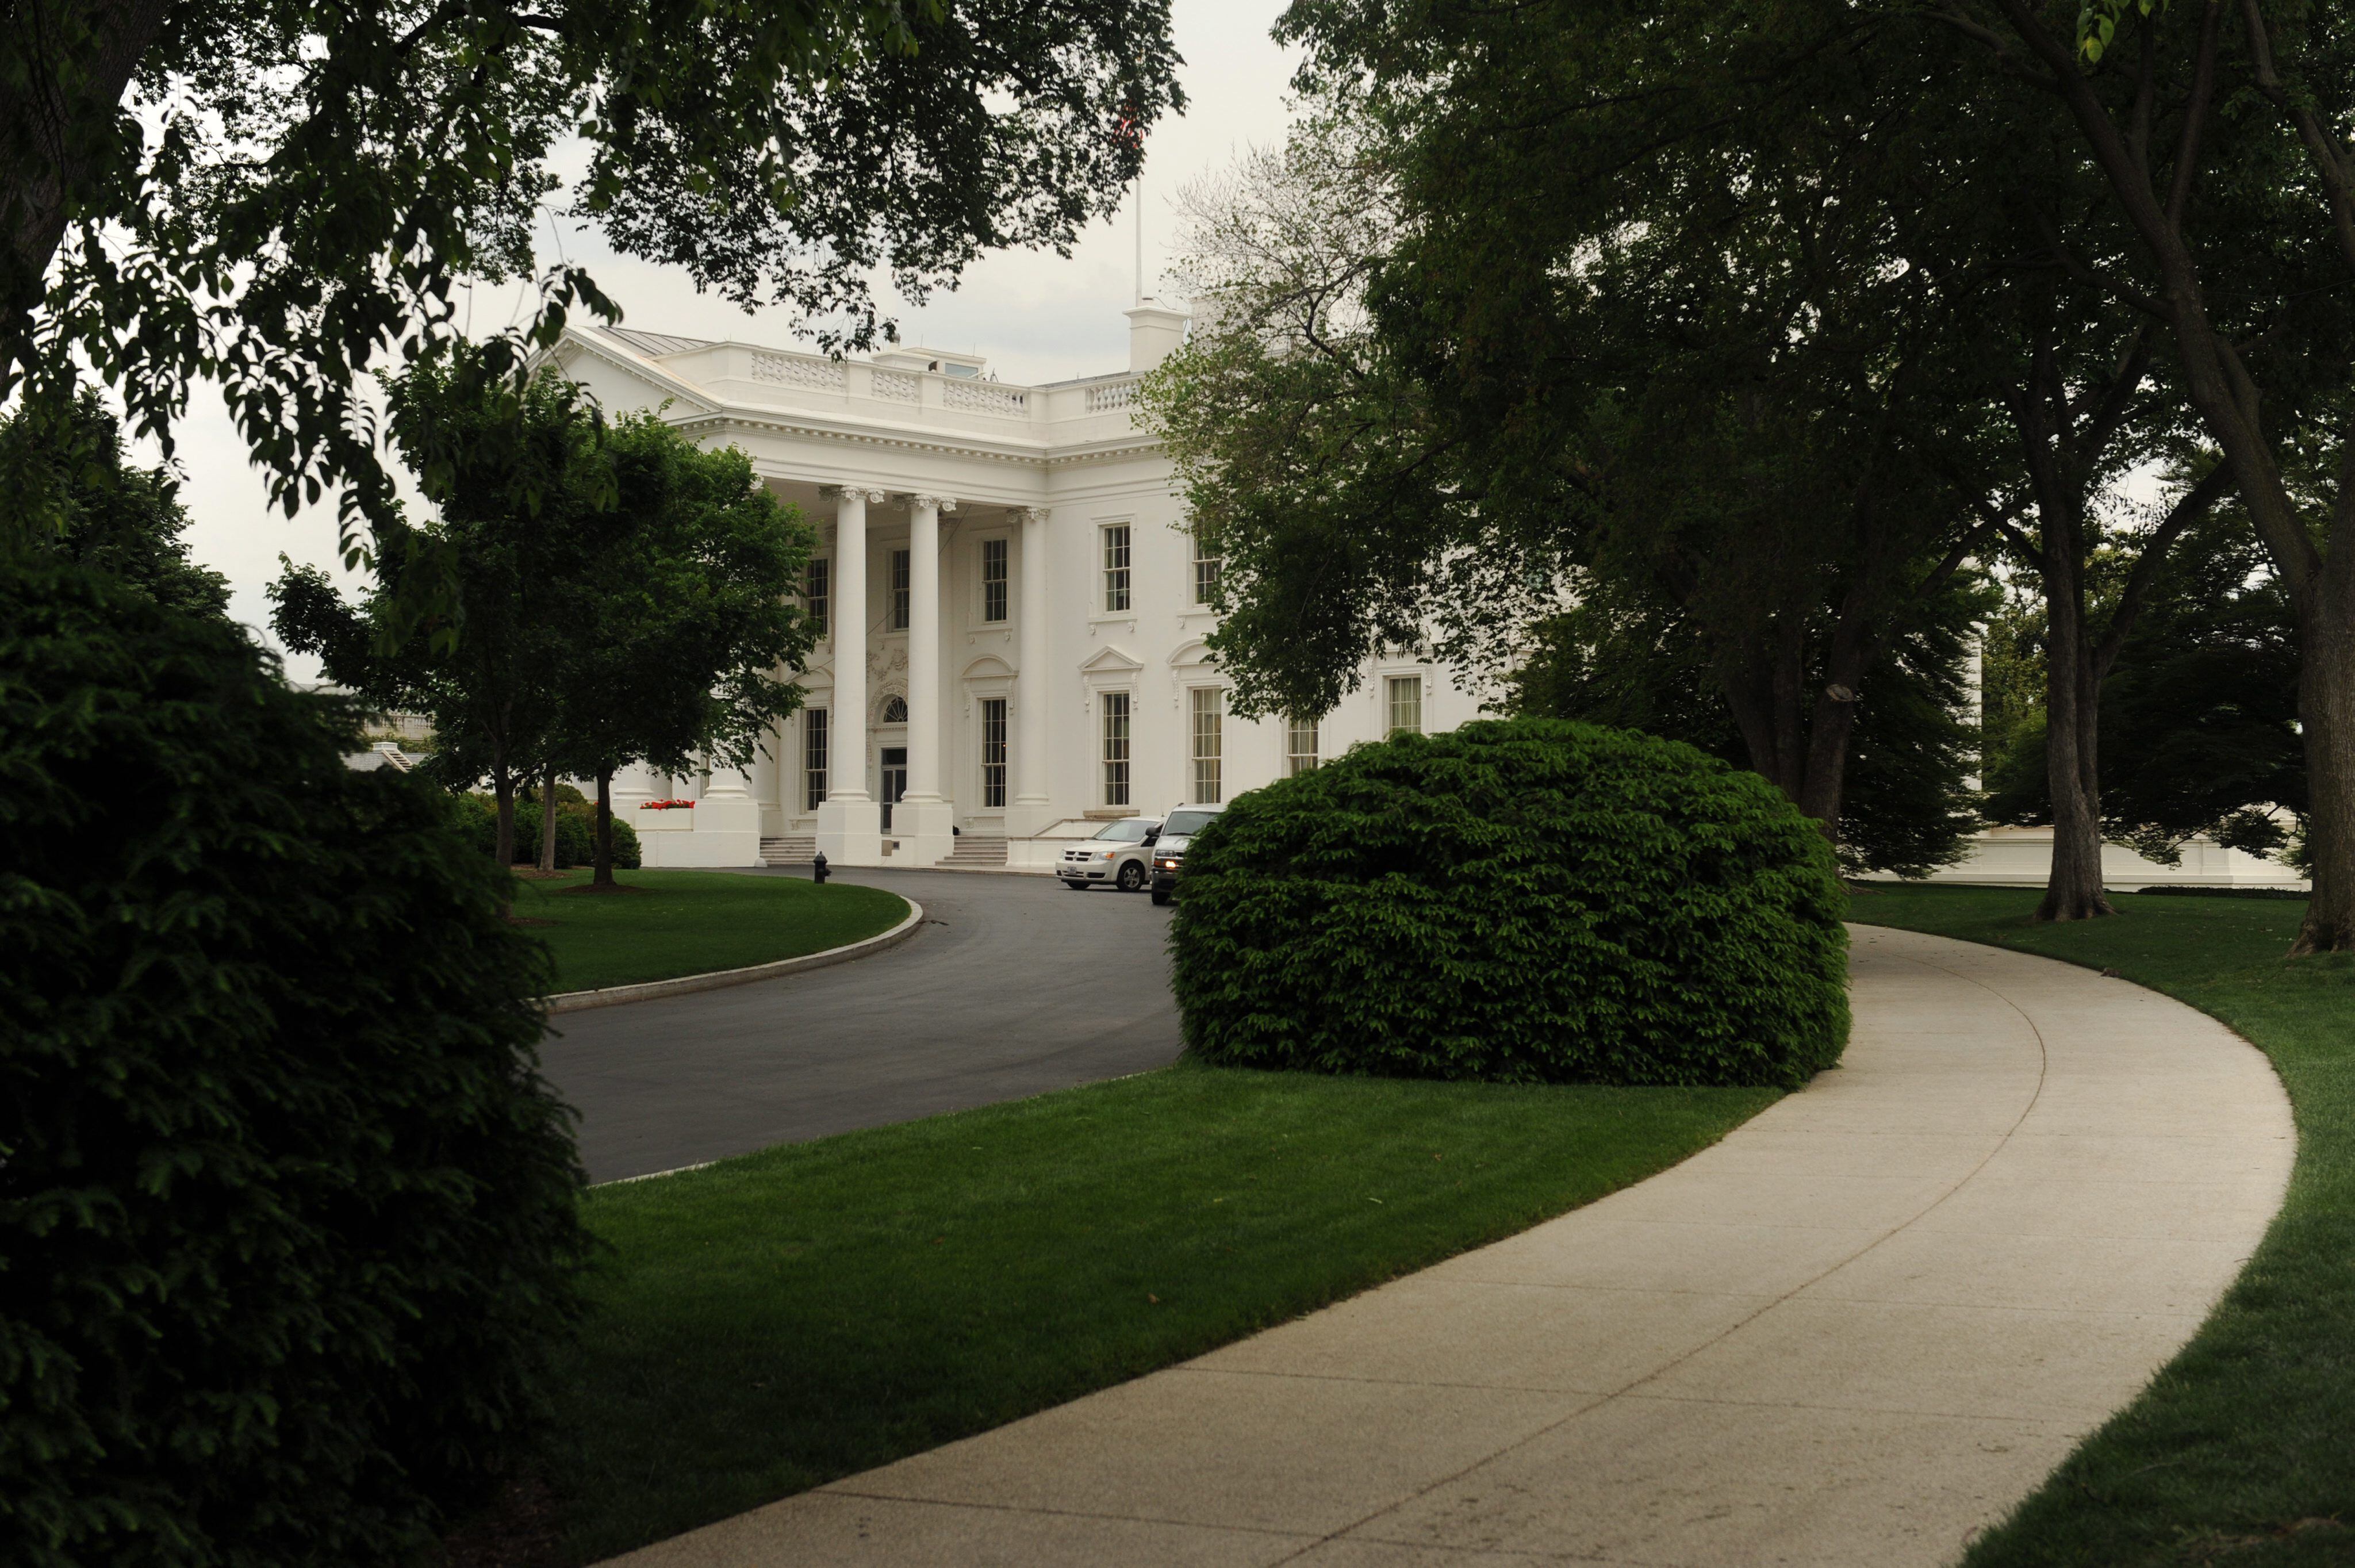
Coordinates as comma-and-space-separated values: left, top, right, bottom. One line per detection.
544, 898, 925, 1015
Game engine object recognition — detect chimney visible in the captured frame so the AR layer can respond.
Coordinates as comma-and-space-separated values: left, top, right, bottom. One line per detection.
1125, 304, 1188, 375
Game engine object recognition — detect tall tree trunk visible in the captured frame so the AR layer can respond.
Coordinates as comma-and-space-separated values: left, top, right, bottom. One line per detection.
1, 0, 173, 390
2038, 540, 2112, 922
593, 768, 617, 890
2293, 569, 2355, 952
492, 764, 516, 869
538, 763, 559, 872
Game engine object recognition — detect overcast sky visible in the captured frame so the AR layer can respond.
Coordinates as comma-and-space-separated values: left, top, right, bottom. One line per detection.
174, 0, 1302, 675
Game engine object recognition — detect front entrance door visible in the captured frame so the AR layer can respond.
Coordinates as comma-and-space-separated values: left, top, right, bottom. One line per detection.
880, 746, 907, 831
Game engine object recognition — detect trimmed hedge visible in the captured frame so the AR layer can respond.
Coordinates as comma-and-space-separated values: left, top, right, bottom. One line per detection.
455, 793, 641, 869
0, 557, 588, 1567
1170, 718, 1848, 1087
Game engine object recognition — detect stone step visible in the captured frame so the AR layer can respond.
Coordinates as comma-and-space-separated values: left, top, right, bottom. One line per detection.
938, 836, 1008, 868
760, 835, 816, 867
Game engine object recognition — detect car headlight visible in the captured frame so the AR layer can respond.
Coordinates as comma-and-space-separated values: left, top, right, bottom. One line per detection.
1157, 857, 1179, 870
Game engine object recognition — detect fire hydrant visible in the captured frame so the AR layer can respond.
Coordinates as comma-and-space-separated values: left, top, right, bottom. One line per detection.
812, 850, 830, 885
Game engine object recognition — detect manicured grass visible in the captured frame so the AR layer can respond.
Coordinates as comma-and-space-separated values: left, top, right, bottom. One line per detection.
533, 1065, 1779, 1563
1850, 885, 2355, 1567
512, 870, 907, 994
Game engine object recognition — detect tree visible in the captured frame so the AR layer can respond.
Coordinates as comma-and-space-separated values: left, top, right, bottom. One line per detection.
1985, 507, 2306, 867
551, 412, 816, 888
0, 392, 229, 619
1, 550, 586, 1568
273, 354, 614, 867
1938, 1, 2355, 951
1148, 18, 2001, 851
1, 0, 1182, 562
1512, 569, 1993, 881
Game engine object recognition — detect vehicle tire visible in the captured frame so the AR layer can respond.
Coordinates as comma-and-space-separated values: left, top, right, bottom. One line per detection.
1064, 880, 1089, 892
1117, 862, 1145, 893
1150, 886, 1172, 906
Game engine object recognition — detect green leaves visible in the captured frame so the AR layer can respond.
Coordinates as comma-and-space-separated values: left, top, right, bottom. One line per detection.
3, 0, 1181, 572
1169, 719, 1850, 1088
0, 554, 586, 1567
2077, 0, 2166, 64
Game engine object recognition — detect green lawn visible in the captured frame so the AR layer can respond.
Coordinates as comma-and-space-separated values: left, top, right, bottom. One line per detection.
1850, 884, 2355, 1568
513, 870, 908, 994
526, 1065, 1779, 1564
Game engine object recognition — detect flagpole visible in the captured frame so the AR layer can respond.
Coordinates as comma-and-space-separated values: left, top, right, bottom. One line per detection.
1134, 174, 1145, 305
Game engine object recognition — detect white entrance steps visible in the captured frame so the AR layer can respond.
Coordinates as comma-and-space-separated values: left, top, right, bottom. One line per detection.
758, 835, 815, 867
598, 924, 2294, 1568
936, 835, 1008, 871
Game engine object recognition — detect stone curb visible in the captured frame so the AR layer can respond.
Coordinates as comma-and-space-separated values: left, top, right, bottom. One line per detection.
543, 898, 925, 1015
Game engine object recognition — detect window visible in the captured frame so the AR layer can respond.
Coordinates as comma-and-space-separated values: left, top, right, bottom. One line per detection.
1102, 523, 1132, 612
981, 537, 1009, 622
980, 697, 1007, 808
1386, 675, 1423, 737
1192, 531, 1221, 607
891, 549, 911, 629
1191, 687, 1225, 804
1286, 716, 1319, 776
803, 708, 829, 811
1101, 692, 1131, 806
881, 694, 908, 724
806, 557, 829, 638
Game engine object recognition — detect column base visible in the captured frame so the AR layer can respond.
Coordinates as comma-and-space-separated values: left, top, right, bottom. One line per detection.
815, 796, 887, 868
891, 796, 958, 869
654, 792, 762, 867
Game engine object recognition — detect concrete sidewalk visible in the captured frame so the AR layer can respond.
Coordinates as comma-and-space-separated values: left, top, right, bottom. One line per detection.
604, 925, 2294, 1568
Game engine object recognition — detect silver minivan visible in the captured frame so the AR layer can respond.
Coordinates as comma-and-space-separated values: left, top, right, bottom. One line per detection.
1149, 803, 1226, 905
1058, 816, 1162, 892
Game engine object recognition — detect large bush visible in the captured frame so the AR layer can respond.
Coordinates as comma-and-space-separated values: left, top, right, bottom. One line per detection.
0, 557, 588, 1567
1171, 718, 1848, 1087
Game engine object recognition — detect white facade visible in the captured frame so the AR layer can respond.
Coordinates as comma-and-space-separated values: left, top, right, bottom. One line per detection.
547, 310, 1482, 869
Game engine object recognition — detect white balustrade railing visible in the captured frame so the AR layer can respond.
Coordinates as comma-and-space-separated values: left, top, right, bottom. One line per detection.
750, 351, 846, 390
1086, 379, 1140, 413
944, 379, 1029, 416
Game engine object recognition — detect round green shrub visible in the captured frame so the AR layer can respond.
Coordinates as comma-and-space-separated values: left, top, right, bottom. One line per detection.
1170, 718, 1848, 1087
0, 557, 588, 1567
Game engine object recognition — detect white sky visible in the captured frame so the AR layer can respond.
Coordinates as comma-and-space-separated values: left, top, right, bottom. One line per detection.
171, 0, 1301, 676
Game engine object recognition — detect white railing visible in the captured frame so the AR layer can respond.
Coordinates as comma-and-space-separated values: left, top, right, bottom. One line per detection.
1086, 379, 1140, 413
945, 379, 1029, 416
872, 369, 920, 402
749, 351, 846, 390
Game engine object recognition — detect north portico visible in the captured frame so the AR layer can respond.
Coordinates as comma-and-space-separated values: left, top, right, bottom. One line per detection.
547, 308, 1480, 871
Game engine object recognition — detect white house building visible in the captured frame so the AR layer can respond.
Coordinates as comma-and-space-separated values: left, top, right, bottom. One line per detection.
547, 308, 1483, 871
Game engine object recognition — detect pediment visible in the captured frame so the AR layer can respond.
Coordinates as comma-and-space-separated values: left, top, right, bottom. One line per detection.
1167, 639, 1218, 669
962, 654, 1015, 680
1079, 643, 1144, 674
550, 327, 722, 417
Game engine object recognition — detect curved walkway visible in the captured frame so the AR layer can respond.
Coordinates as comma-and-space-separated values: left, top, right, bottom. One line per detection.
604, 925, 2294, 1568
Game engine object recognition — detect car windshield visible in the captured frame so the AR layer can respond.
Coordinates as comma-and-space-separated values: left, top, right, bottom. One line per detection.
1162, 810, 1219, 836
1092, 819, 1153, 842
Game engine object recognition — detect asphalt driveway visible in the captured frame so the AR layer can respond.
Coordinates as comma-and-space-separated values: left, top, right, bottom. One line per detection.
539, 868, 1182, 1182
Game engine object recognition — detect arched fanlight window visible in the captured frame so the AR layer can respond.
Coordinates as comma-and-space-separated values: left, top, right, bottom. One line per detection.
881, 695, 909, 724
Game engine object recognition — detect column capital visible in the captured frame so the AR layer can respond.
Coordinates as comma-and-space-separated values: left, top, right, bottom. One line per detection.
1013, 507, 1053, 525
908, 493, 958, 513
823, 485, 890, 504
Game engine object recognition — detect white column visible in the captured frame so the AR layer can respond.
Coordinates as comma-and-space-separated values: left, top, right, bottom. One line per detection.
1008, 507, 1054, 838
894, 492, 958, 865
815, 487, 887, 866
